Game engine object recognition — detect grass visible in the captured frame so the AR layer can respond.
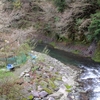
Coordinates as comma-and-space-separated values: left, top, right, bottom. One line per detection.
72, 50, 80, 54
0, 70, 14, 79
92, 47, 100, 62
49, 42, 56, 47
0, 80, 24, 100
65, 84, 72, 92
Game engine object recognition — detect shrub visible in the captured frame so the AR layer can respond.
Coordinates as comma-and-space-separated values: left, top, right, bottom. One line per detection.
97, 0, 100, 6
87, 12, 100, 42
0, 79, 24, 100
54, 0, 66, 12
13, 0, 21, 9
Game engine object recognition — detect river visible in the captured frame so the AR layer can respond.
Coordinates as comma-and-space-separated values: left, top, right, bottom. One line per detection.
34, 43, 100, 100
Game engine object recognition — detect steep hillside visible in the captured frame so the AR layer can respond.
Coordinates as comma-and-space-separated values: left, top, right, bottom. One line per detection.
1, 0, 100, 61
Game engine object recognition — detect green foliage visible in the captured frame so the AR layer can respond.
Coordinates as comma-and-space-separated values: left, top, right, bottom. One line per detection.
42, 46, 50, 54
92, 46, 100, 62
13, 0, 21, 9
0, 80, 24, 100
32, 66, 39, 72
72, 50, 80, 54
48, 79, 56, 89
87, 12, 100, 42
65, 84, 72, 92
16, 42, 31, 55
76, 18, 83, 26
0, 71, 14, 79
49, 42, 56, 47
54, 0, 66, 12
97, 0, 100, 6
43, 88, 53, 94
54, 16, 60, 22
0, 62, 6, 68
27, 95, 33, 100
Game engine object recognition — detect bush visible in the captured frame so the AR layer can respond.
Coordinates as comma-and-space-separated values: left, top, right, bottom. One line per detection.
54, 0, 66, 12
97, 0, 100, 6
87, 12, 100, 42
0, 79, 24, 100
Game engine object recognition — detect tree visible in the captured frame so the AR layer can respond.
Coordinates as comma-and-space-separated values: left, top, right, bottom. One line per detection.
87, 12, 100, 42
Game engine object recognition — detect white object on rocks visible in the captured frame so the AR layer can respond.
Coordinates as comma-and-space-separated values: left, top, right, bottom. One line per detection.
24, 73, 30, 77
19, 72, 25, 78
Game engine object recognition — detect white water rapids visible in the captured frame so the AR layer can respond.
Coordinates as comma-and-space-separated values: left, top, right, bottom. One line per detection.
80, 65, 100, 100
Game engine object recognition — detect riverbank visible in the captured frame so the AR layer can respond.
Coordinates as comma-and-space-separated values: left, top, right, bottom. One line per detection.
0, 51, 82, 100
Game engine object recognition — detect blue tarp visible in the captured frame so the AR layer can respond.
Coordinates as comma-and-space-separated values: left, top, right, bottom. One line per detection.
6, 64, 14, 70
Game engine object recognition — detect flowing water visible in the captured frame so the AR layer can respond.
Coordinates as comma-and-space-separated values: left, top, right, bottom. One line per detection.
80, 65, 100, 100
34, 43, 100, 100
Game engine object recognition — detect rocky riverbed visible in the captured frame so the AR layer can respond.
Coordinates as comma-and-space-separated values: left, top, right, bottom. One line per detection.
12, 51, 82, 100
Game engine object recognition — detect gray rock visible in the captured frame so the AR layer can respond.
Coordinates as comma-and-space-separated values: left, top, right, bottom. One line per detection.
42, 72, 49, 78
34, 98, 41, 100
48, 97, 55, 100
49, 92, 63, 99
60, 95, 68, 100
62, 76, 68, 83
24, 77, 31, 83
49, 66, 54, 71
54, 80, 62, 86
36, 71, 42, 75
31, 91, 39, 97
38, 85, 43, 91
59, 84, 67, 91
39, 91, 48, 98
39, 80, 48, 88
24, 67, 31, 73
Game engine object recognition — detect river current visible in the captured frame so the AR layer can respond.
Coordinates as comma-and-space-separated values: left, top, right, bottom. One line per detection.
80, 65, 100, 100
